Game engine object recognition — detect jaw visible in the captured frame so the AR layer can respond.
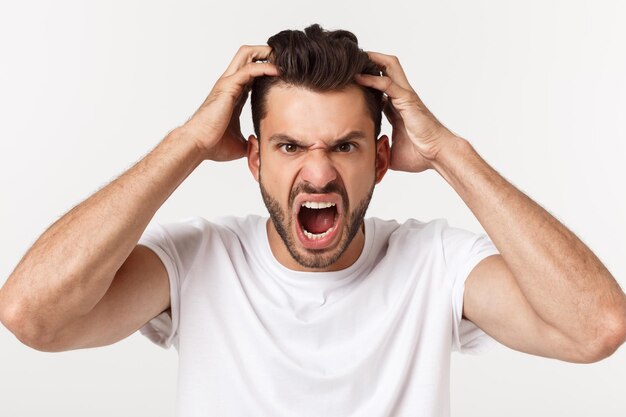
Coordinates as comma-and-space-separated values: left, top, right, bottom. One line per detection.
260, 175, 370, 270
263, 193, 368, 271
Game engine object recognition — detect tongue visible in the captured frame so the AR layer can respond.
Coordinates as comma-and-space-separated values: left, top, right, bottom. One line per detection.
299, 207, 336, 234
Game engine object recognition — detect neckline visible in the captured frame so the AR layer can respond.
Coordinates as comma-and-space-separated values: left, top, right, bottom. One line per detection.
258, 216, 375, 288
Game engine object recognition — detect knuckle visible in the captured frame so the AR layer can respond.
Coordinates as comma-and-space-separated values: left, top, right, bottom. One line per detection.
245, 60, 262, 72
242, 62, 255, 73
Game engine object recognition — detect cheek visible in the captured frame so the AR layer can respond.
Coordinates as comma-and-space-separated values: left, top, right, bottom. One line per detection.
349, 178, 373, 201
341, 166, 375, 204
261, 159, 296, 198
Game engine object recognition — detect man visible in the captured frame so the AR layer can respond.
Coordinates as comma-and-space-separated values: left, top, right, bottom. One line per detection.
1, 24, 625, 416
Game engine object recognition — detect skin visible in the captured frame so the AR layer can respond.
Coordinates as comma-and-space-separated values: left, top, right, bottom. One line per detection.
246, 84, 389, 271
1, 44, 624, 364
353, 51, 626, 362
0, 45, 281, 350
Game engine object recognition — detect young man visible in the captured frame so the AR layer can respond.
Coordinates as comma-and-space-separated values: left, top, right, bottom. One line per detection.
1, 24, 625, 416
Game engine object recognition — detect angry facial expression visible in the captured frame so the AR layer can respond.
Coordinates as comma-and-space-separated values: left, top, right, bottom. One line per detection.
248, 83, 389, 272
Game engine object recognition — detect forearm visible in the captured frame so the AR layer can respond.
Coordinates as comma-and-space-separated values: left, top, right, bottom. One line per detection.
432, 135, 626, 345
0, 128, 204, 340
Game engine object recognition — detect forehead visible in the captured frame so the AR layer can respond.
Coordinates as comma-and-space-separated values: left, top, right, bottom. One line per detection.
260, 83, 373, 142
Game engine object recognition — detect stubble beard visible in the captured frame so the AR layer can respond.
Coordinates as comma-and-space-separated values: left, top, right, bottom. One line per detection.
259, 174, 375, 270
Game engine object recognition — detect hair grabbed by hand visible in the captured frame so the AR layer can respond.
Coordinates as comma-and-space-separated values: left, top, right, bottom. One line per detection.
251, 23, 385, 140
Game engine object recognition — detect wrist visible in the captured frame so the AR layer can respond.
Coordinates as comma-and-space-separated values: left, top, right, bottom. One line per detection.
431, 134, 473, 173
171, 124, 220, 160
166, 126, 211, 163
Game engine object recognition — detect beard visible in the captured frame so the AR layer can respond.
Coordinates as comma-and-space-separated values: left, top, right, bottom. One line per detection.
259, 174, 375, 269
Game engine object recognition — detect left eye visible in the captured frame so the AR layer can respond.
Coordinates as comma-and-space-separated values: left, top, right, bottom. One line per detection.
336, 143, 355, 152
280, 144, 299, 153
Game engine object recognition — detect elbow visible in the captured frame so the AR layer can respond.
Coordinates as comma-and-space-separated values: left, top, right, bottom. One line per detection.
0, 299, 58, 352
577, 310, 626, 364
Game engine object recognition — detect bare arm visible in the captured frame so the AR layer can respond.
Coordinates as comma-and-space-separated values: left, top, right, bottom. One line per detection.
355, 51, 626, 362
0, 45, 279, 350
436, 138, 626, 362
0, 130, 203, 347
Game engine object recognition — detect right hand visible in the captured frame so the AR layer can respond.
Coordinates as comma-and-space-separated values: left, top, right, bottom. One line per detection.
180, 45, 279, 161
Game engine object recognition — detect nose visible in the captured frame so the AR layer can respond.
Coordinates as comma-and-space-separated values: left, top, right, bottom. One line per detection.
299, 149, 338, 190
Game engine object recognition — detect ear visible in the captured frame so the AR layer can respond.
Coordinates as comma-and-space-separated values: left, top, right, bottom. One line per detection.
374, 134, 390, 184
247, 134, 260, 182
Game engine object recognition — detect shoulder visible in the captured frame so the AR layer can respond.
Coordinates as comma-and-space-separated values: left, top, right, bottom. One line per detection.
363, 217, 451, 265
211, 214, 265, 239
143, 214, 263, 248
369, 216, 449, 245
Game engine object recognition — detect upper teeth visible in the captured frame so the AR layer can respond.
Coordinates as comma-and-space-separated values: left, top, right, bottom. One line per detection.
302, 201, 335, 209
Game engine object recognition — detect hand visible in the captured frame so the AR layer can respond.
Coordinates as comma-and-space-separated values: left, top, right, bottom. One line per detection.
180, 45, 279, 161
354, 52, 460, 172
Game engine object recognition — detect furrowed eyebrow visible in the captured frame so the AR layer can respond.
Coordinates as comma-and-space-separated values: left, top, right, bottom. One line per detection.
267, 130, 368, 146
267, 134, 307, 147
330, 130, 368, 145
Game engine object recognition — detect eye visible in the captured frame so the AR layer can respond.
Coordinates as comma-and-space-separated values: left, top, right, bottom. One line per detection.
335, 142, 356, 152
279, 143, 300, 153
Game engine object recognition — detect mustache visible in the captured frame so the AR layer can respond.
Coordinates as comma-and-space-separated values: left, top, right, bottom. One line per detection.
289, 181, 348, 208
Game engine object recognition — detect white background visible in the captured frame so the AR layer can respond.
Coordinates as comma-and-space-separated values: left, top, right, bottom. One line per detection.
1, 0, 625, 416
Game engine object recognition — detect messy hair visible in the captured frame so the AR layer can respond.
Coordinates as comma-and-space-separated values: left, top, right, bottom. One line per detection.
250, 23, 384, 140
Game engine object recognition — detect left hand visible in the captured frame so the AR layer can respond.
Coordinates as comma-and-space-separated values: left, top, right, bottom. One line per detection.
354, 51, 460, 172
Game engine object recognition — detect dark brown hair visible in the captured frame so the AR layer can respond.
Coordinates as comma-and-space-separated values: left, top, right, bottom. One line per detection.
250, 24, 384, 140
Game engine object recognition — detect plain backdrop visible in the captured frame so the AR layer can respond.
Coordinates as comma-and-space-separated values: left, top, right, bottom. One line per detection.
1, 0, 625, 416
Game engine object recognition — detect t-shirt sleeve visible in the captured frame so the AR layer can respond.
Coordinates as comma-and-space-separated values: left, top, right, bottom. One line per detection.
441, 221, 501, 354
136, 222, 181, 350
136, 217, 206, 350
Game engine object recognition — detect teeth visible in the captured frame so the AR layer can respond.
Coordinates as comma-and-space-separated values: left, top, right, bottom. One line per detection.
303, 226, 335, 240
302, 201, 336, 209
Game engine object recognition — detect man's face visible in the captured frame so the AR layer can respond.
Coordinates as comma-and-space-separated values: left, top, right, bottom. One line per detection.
248, 83, 389, 271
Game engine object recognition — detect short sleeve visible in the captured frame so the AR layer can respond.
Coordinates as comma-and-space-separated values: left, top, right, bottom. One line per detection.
136, 216, 207, 350
137, 223, 181, 350
441, 221, 501, 354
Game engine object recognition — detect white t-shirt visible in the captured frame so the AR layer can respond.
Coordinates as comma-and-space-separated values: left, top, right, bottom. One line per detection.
137, 215, 500, 417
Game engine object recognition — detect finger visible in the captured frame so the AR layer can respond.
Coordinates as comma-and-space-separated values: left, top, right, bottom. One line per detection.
354, 73, 409, 103
229, 61, 280, 89
363, 51, 414, 92
208, 61, 278, 110
222, 45, 274, 77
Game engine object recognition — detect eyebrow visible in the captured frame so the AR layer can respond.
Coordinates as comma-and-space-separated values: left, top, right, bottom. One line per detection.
267, 130, 369, 147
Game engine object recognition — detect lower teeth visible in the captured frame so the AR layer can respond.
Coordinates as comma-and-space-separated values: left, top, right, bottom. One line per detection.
303, 226, 334, 240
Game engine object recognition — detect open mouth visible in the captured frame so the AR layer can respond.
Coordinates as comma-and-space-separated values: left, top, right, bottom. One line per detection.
294, 196, 342, 249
